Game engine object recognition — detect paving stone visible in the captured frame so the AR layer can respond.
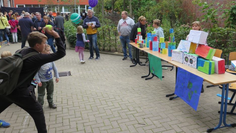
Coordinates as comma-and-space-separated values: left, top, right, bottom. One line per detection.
1, 43, 236, 133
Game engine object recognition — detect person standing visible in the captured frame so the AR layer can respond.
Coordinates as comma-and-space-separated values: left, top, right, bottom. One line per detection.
82, 9, 101, 60
0, 12, 10, 46
130, 16, 147, 63
41, 16, 56, 53
48, 11, 54, 23
65, 13, 69, 21
80, 10, 87, 20
18, 12, 34, 48
117, 11, 135, 60
8, 16, 19, 43
31, 13, 37, 22
33, 12, 43, 32
54, 12, 64, 31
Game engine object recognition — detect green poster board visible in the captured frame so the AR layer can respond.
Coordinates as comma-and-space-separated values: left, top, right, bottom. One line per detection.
148, 54, 163, 80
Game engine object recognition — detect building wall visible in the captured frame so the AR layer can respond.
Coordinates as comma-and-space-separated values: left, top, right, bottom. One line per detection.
181, 0, 233, 27
1, 0, 14, 7
14, 0, 88, 7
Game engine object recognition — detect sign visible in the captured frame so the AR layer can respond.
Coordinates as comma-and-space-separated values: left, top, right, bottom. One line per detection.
148, 54, 162, 80
175, 68, 203, 111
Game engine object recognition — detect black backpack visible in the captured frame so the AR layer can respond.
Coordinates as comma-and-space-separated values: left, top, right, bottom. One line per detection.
0, 50, 38, 95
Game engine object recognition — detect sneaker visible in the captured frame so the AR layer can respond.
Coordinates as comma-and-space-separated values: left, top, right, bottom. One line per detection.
49, 103, 57, 109
0, 120, 10, 128
81, 60, 85, 64
122, 57, 127, 60
88, 57, 94, 60
95, 56, 100, 60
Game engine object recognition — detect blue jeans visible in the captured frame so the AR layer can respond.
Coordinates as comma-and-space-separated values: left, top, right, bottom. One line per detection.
21, 36, 27, 48
47, 37, 56, 53
87, 34, 100, 58
0, 30, 9, 43
120, 35, 132, 59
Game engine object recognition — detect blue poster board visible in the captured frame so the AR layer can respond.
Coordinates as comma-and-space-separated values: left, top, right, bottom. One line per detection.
174, 68, 203, 111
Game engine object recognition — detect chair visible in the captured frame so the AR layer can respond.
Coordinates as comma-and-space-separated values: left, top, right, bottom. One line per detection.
226, 52, 236, 74
218, 83, 236, 115
206, 49, 223, 88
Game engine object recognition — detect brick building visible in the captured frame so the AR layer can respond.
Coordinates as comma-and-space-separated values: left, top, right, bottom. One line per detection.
1, 0, 89, 14
0, 0, 14, 7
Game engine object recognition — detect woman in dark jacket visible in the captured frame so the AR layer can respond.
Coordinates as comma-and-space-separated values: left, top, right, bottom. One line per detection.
41, 16, 56, 53
130, 16, 147, 63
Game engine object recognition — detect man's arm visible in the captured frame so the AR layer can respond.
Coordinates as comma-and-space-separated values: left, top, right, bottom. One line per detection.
117, 20, 121, 36
27, 29, 66, 67
95, 18, 101, 28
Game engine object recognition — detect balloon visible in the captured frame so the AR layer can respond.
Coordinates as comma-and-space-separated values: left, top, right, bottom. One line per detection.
89, 0, 98, 8
45, 25, 52, 30
70, 13, 81, 24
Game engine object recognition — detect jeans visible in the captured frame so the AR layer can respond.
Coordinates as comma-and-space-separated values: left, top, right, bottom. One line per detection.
0, 88, 47, 133
38, 79, 54, 105
0, 29, 9, 43
120, 35, 132, 59
87, 34, 100, 58
47, 37, 56, 53
12, 32, 18, 42
21, 36, 27, 48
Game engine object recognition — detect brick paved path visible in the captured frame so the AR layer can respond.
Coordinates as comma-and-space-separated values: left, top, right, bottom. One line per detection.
1, 43, 236, 133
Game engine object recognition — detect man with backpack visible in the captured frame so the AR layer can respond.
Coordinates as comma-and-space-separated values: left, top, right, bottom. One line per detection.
0, 28, 66, 133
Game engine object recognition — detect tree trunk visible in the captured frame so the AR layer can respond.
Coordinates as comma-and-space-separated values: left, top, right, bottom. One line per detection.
123, 0, 125, 11
129, 0, 132, 17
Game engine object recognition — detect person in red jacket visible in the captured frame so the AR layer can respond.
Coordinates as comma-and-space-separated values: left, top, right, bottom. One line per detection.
8, 16, 18, 43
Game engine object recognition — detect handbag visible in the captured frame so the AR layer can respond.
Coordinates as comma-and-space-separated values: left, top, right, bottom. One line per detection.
0, 19, 10, 34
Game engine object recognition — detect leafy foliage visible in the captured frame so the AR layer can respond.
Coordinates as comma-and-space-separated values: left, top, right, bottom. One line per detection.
64, 20, 77, 48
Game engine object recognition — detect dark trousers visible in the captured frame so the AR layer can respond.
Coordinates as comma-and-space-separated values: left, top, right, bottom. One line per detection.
21, 36, 27, 48
38, 79, 54, 105
0, 87, 47, 133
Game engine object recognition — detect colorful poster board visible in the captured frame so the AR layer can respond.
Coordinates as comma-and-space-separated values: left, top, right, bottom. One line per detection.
172, 50, 184, 63
212, 56, 225, 74
195, 44, 216, 60
148, 54, 163, 80
177, 40, 191, 53
183, 53, 198, 68
175, 68, 203, 111
197, 58, 215, 75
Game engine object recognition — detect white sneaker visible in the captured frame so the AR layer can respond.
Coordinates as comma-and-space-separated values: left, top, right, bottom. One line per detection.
81, 60, 85, 64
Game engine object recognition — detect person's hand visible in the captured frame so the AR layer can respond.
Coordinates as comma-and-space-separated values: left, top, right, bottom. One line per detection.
44, 28, 60, 38
56, 78, 59, 83
91, 25, 95, 28
33, 28, 36, 30
38, 82, 42, 87
38, 27, 42, 30
87, 40, 90, 42
118, 32, 121, 36
87, 23, 90, 26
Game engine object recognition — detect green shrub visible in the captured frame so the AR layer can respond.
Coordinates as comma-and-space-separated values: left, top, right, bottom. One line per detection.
64, 20, 77, 48
207, 27, 236, 60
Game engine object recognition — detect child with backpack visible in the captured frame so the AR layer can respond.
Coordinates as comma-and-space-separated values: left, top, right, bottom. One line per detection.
8, 16, 18, 43
34, 44, 59, 109
75, 26, 89, 64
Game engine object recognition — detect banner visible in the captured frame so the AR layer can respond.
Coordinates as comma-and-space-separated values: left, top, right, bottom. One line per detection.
148, 54, 162, 80
175, 68, 203, 111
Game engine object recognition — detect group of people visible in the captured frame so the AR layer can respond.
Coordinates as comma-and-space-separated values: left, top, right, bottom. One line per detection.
0, 10, 65, 51
0, 10, 67, 131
